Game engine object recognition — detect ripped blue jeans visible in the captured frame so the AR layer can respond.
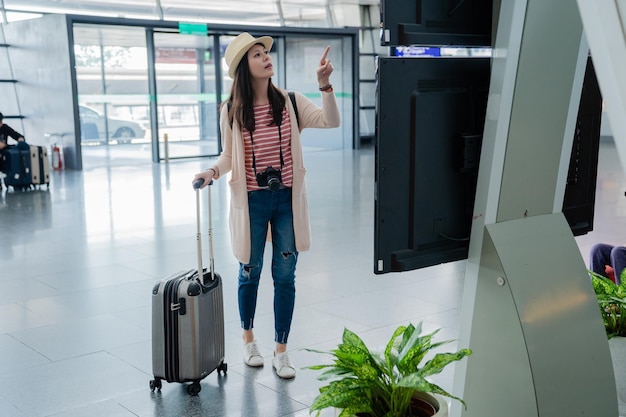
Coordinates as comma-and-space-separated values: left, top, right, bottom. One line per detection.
238, 188, 298, 344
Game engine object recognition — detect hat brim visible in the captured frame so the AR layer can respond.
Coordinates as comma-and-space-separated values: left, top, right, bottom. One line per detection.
227, 36, 273, 78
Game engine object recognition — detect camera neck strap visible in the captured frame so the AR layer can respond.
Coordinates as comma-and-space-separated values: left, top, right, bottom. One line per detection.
248, 121, 284, 176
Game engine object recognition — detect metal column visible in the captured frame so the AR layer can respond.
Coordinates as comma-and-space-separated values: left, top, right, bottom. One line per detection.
451, 0, 617, 415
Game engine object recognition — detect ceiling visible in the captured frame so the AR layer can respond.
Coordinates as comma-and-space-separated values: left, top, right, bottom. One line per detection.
3, 0, 379, 27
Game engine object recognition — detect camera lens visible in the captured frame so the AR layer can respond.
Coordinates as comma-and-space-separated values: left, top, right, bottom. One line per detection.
256, 167, 282, 191
267, 176, 281, 191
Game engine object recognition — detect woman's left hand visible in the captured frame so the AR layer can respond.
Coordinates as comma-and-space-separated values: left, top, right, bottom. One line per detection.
316, 46, 333, 87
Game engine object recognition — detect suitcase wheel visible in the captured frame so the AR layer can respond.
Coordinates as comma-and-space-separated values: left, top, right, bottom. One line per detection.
149, 378, 162, 392
218, 361, 228, 375
187, 381, 201, 396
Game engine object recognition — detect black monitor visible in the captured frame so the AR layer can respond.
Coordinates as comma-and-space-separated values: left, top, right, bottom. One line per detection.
380, 0, 493, 47
374, 55, 601, 275
374, 56, 491, 274
562, 56, 602, 236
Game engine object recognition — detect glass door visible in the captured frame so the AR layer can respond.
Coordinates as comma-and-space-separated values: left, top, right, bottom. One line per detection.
152, 31, 219, 160
74, 24, 152, 168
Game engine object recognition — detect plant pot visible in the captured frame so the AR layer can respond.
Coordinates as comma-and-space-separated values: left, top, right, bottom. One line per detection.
334, 392, 449, 417
411, 392, 449, 417
609, 336, 626, 416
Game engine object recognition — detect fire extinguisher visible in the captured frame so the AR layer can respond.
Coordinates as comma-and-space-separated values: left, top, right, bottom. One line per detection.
52, 143, 62, 170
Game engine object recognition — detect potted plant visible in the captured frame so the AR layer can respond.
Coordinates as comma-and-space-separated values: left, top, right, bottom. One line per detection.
590, 270, 626, 338
590, 270, 626, 415
304, 322, 472, 417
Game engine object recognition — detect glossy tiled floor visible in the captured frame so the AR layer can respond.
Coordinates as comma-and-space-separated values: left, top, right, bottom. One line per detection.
0, 140, 621, 417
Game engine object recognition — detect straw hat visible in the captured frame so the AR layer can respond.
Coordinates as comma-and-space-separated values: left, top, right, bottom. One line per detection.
224, 32, 273, 78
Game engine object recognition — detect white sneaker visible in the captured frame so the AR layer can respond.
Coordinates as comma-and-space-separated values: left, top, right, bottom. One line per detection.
243, 341, 264, 367
272, 351, 296, 379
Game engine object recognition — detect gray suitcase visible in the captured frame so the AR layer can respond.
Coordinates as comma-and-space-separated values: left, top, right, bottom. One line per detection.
150, 180, 226, 395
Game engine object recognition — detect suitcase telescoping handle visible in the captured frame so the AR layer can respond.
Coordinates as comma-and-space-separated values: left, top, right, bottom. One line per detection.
193, 178, 215, 284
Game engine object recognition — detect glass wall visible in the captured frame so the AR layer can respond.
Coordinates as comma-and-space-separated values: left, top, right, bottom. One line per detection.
153, 31, 220, 159
74, 25, 150, 146
284, 36, 352, 150
71, 19, 357, 167
73, 24, 222, 164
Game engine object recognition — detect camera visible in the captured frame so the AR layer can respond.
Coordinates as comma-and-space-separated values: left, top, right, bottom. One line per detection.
256, 166, 282, 191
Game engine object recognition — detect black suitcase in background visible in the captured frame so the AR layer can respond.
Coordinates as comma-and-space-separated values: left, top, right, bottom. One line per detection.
1, 147, 32, 190
150, 179, 227, 395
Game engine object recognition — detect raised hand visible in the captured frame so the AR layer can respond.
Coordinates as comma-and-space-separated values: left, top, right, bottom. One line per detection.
316, 45, 333, 87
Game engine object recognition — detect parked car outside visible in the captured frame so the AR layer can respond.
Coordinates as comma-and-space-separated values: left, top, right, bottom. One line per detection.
79, 105, 146, 144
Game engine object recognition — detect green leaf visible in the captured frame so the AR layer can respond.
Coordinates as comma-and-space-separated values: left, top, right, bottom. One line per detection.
397, 374, 468, 409
419, 349, 473, 377
342, 327, 369, 350
310, 379, 373, 411
591, 271, 617, 296
395, 373, 433, 391
397, 323, 417, 353
396, 329, 443, 375
384, 325, 407, 379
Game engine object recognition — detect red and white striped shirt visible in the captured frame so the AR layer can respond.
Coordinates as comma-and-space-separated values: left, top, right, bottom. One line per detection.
244, 104, 293, 190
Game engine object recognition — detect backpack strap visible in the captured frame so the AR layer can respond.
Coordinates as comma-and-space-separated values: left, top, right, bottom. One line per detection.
227, 92, 299, 128
288, 91, 299, 129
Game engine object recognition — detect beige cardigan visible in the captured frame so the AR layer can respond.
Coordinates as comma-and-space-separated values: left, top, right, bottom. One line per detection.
211, 90, 341, 264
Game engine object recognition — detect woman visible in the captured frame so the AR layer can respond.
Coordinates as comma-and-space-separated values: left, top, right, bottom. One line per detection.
192, 32, 340, 379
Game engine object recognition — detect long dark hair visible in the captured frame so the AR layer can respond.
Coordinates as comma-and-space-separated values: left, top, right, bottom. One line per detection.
226, 44, 286, 132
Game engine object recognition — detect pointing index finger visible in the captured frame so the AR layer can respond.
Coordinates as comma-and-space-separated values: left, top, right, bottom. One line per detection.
320, 46, 330, 65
